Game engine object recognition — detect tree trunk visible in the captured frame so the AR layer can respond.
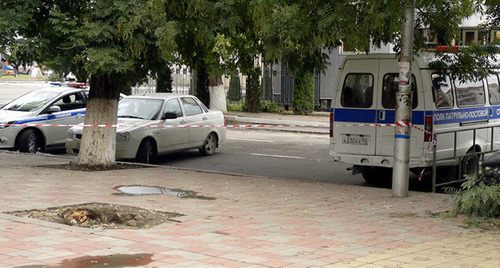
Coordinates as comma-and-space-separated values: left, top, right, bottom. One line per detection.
245, 68, 261, 113
195, 66, 210, 107
209, 76, 227, 113
72, 74, 122, 166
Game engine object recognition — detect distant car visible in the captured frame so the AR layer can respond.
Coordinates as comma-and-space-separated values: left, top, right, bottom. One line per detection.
66, 93, 227, 163
0, 85, 89, 153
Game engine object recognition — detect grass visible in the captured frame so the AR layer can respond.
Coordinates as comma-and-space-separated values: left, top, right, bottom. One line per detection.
0, 74, 49, 81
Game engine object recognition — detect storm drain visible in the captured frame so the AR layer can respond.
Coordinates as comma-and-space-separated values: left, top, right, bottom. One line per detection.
4, 202, 182, 229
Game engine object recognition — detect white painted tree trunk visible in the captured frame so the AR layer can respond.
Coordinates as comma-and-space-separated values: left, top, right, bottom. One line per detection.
72, 98, 118, 166
209, 83, 227, 113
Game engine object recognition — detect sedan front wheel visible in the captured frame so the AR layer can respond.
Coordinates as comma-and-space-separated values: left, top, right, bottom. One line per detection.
136, 139, 157, 164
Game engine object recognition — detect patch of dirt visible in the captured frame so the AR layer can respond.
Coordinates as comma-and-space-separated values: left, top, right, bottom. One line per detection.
5, 202, 182, 229
38, 162, 151, 172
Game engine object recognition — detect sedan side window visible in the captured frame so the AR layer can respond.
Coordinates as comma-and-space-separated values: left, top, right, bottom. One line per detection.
181, 97, 203, 116
163, 99, 183, 117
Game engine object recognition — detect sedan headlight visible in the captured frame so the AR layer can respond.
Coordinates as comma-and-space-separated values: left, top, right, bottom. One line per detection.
116, 131, 130, 142
67, 129, 75, 139
0, 121, 15, 129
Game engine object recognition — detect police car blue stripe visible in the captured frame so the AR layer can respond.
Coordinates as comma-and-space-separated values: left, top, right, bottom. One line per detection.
14, 109, 86, 124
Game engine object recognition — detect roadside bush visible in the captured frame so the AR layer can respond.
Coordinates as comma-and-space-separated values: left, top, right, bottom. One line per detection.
227, 103, 243, 112
48, 72, 65, 81
293, 70, 314, 115
260, 101, 284, 114
447, 176, 500, 219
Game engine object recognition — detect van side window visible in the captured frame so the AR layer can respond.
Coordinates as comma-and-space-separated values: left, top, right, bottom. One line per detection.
454, 78, 485, 107
341, 73, 373, 108
431, 74, 454, 109
487, 74, 500, 105
382, 73, 418, 109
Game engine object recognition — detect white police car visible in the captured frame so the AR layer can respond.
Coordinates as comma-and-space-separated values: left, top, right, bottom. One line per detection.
0, 84, 88, 153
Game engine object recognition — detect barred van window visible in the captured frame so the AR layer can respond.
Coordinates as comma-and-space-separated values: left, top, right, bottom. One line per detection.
487, 74, 500, 105
431, 74, 454, 109
454, 78, 486, 107
341, 73, 374, 108
382, 73, 418, 109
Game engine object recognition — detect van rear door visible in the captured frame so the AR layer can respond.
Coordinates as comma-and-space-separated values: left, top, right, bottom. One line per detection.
375, 59, 424, 158
332, 59, 379, 156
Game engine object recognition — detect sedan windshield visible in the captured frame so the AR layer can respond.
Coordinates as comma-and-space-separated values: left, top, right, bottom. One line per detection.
118, 98, 164, 120
3, 90, 59, 112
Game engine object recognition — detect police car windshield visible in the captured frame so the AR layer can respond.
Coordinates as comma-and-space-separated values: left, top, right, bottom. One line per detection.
3, 90, 60, 112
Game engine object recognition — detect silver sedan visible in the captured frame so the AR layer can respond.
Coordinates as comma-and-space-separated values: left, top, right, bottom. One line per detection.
66, 93, 227, 163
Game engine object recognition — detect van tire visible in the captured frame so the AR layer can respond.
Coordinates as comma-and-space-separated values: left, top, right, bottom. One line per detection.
460, 153, 479, 179
362, 167, 392, 184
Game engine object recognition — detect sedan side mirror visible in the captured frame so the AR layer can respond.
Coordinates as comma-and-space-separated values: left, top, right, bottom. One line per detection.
162, 112, 178, 120
47, 105, 62, 114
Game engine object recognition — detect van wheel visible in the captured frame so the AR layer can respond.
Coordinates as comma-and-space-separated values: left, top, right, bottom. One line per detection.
18, 129, 40, 154
460, 152, 479, 179
362, 167, 392, 185
199, 133, 217, 156
136, 139, 157, 164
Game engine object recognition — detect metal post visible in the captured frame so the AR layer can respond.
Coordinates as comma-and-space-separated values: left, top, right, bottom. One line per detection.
392, 0, 415, 197
432, 135, 437, 193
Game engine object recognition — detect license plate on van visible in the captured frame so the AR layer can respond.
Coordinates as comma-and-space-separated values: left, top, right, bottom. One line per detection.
341, 135, 369, 145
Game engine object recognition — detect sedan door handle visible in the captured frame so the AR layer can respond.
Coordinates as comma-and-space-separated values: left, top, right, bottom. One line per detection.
76, 113, 85, 119
202, 116, 208, 121
180, 120, 187, 124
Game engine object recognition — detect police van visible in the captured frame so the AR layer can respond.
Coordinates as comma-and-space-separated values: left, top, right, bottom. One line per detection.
0, 84, 88, 153
330, 53, 500, 183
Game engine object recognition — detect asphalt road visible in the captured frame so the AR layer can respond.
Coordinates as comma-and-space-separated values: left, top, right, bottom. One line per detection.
0, 81, 50, 107
1, 81, 435, 191
155, 129, 367, 186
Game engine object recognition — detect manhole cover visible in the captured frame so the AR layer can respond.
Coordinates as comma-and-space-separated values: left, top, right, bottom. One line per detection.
4, 202, 182, 229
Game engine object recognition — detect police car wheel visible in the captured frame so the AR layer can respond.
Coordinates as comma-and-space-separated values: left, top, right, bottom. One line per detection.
18, 129, 40, 154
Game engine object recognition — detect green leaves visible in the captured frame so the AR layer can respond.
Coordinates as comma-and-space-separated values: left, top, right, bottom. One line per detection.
430, 45, 500, 82
450, 176, 500, 219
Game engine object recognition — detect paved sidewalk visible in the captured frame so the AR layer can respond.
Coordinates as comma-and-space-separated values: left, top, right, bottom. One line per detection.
224, 112, 329, 134
0, 151, 498, 267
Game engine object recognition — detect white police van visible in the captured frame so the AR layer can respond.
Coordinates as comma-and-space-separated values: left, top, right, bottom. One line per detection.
330, 53, 500, 183
0, 84, 88, 153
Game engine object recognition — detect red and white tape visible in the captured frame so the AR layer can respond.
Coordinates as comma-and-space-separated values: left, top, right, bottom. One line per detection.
1, 121, 434, 134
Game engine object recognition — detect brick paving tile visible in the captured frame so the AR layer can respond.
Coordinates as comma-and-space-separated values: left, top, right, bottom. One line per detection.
0, 151, 499, 267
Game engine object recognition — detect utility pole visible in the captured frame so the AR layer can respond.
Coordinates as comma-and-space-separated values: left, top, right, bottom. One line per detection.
392, 0, 415, 197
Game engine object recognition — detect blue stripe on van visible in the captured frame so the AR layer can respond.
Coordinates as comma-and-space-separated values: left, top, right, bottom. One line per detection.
333, 108, 377, 123
332, 108, 425, 125
490, 105, 500, 119
431, 107, 489, 125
